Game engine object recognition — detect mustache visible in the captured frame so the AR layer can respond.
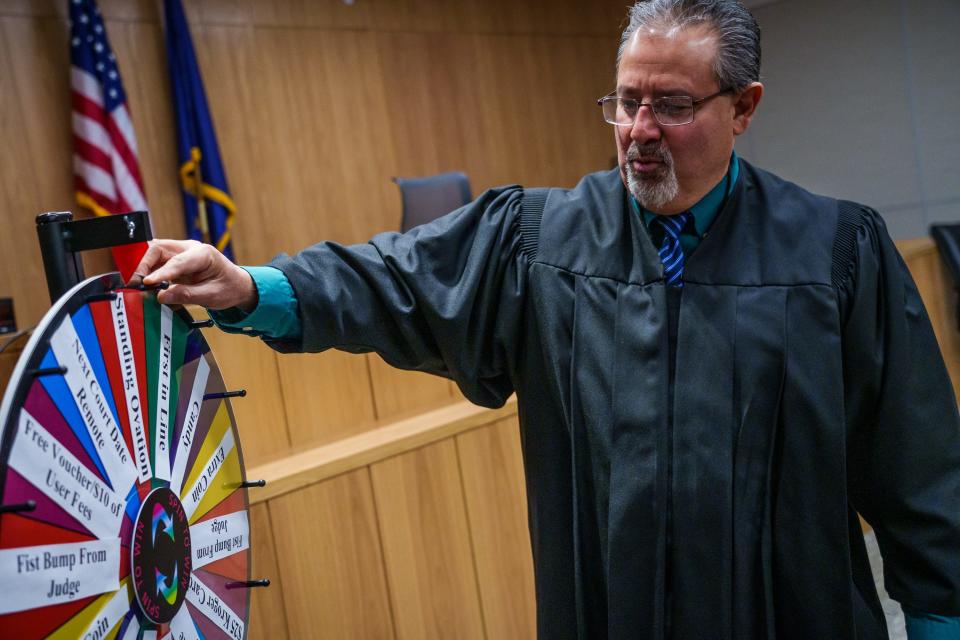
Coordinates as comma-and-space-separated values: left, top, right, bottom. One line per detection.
626, 142, 670, 163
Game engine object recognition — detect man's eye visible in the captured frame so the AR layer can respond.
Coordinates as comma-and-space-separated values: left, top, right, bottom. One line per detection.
657, 99, 691, 116
619, 100, 639, 116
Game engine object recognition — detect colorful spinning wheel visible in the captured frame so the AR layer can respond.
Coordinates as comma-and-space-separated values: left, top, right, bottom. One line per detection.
0, 273, 252, 640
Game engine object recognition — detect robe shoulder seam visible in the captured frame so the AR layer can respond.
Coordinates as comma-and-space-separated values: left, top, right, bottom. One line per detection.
520, 187, 548, 261
833, 200, 869, 290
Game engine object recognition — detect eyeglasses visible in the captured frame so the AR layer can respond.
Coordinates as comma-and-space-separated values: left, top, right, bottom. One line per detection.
597, 88, 734, 127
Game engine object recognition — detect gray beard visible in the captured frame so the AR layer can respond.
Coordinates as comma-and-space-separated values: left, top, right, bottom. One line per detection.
624, 142, 680, 211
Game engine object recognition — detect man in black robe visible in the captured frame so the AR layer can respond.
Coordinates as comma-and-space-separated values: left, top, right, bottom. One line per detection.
137, 0, 960, 637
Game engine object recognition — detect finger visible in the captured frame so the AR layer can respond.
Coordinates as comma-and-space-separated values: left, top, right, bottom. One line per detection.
124, 273, 145, 288
155, 283, 184, 306
156, 281, 228, 309
138, 239, 197, 284
156, 282, 206, 306
147, 245, 213, 286
134, 243, 167, 283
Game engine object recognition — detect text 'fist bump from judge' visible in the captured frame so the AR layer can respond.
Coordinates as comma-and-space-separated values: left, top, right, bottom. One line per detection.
135, 239, 257, 311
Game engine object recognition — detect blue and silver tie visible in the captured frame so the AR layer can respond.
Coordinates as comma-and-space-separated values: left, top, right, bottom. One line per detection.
655, 211, 692, 288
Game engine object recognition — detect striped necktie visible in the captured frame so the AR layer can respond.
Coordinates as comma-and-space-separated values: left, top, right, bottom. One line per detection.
654, 211, 692, 288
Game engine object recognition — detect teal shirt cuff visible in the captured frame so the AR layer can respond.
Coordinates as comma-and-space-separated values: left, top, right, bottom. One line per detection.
905, 610, 960, 640
208, 266, 302, 340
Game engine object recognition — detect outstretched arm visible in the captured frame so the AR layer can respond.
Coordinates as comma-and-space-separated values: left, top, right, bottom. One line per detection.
132, 185, 529, 407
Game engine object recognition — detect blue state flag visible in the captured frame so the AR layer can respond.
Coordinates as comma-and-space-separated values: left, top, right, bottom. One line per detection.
163, 0, 236, 260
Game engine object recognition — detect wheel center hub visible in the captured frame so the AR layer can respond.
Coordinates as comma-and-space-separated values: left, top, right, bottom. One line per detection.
131, 487, 192, 624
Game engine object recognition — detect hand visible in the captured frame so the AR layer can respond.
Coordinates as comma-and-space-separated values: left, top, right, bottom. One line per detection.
135, 239, 257, 311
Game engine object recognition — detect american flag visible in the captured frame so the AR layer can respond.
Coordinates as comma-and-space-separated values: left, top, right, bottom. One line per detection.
69, 0, 147, 218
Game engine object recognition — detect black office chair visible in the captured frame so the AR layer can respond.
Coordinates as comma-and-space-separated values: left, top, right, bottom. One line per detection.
393, 171, 472, 232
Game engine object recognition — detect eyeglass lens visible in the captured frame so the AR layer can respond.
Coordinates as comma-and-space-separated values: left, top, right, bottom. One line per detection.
602, 96, 695, 126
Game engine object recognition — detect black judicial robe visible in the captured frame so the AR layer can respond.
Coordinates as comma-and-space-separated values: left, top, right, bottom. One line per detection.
267, 159, 960, 639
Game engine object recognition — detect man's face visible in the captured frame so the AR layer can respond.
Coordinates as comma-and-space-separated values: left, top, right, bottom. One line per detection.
615, 25, 739, 214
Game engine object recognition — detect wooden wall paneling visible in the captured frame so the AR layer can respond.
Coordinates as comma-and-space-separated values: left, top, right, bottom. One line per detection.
315, 28, 401, 239
377, 31, 459, 177
249, 27, 398, 250
366, 356, 456, 420
480, 33, 616, 190
456, 416, 536, 639
0, 0, 62, 19
370, 0, 449, 33
545, 35, 623, 182
527, 0, 631, 37
0, 1, 166, 22
370, 439, 486, 640
196, 0, 371, 30
249, 0, 370, 30
268, 469, 396, 639
5, 15, 72, 213
370, 0, 627, 37
0, 16, 60, 328
92, 0, 156, 22
192, 23, 292, 264
376, 28, 612, 192
466, 34, 533, 191
191, 22, 265, 263
376, 31, 489, 181
480, 0, 578, 37
496, 36, 562, 187
194, 0, 258, 27
330, 0, 632, 37
248, 502, 290, 640
202, 328, 292, 465
178, 0, 205, 26
275, 350, 377, 448
200, 23, 400, 250
456, 32, 612, 192
375, 26, 618, 188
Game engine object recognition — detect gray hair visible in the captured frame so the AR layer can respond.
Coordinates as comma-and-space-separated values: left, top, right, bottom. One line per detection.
617, 0, 761, 91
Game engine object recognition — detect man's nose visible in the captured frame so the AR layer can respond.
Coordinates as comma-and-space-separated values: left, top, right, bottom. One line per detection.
630, 105, 661, 144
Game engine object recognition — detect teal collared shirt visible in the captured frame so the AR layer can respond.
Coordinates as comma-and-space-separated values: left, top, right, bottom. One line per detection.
906, 611, 960, 639
209, 265, 301, 340
633, 150, 739, 256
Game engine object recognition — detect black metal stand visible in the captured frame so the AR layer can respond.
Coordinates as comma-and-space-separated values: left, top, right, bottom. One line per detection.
35, 210, 153, 303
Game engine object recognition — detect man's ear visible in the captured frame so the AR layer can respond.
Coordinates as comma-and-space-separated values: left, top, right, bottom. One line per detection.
732, 82, 763, 136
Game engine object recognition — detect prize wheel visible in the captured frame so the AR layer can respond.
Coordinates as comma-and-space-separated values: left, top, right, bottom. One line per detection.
0, 273, 252, 640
